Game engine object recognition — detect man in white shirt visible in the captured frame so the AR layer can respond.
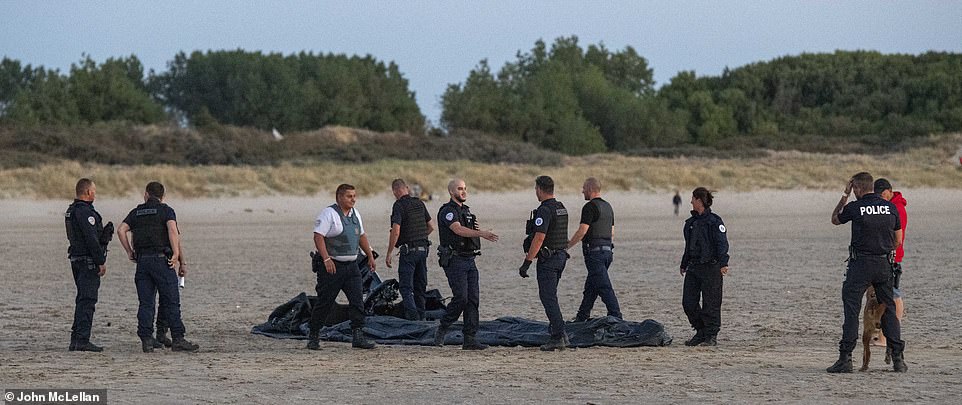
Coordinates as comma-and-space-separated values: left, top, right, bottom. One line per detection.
306, 184, 377, 350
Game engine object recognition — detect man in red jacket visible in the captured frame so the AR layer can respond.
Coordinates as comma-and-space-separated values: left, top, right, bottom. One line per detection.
873, 179, 907, 347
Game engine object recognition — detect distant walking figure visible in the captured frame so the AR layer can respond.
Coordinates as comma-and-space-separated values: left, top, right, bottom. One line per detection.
672, 190, 682, 216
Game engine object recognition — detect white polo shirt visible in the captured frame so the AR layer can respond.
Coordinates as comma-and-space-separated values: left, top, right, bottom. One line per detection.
314, 205, 366, 261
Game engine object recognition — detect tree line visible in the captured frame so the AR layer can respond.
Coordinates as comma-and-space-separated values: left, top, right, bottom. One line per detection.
442, 37, 962, 154
2, 41, 961, 156
0, 50, 424, 133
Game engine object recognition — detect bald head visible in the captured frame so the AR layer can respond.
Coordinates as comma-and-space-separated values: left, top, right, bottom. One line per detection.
448, 179, 467, 204
582, 177, 601, 200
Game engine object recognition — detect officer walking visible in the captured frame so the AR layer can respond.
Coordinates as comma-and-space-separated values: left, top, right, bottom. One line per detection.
65, 178, 109, 352
433, 179, 499, 350
385, 178, 435, 321
566, 177, 622, 322
519, 176, 570, 351
679, 187, 730, 347
827, 172, 906, 373
306, 184, 377, 350
117, 182, 199, 353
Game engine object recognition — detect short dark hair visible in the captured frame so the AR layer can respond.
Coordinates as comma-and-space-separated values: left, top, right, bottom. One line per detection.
536, 175, 554, 194
391, 178, 407, 191
336, 183, 356, 198
146, 181, 165, 199
851, 172, 873, 194
75, 178, 93, 197
873, 178, 893, 194
692, 187, 714, 208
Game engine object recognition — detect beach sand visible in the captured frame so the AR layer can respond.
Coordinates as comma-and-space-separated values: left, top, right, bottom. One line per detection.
1, 189, 960, 403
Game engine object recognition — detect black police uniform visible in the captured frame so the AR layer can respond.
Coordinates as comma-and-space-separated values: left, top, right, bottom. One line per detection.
436, 199, 483, 341
574, 197, 622, 321
836, 193, 904, 357
391, 195, 432, 320
65, 199, 107, 349
122, 198, 188, 342
680, 207, 729, 341
527, 198, 569, 340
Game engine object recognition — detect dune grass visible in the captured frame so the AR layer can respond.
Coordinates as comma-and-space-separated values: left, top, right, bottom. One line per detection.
2, 134, 960, 200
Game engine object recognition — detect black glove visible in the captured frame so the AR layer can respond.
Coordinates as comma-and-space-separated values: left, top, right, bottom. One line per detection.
519, 259, 532, 278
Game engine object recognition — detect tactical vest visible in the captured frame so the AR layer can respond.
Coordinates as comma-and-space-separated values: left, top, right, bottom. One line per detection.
129, 198, 171, 254
584, 198, 613, 247
65, 200, 103, 257
439, 201, 481, 254
542, 199, 569, 250
396, 196, 430, 247
325, 204, 361, 257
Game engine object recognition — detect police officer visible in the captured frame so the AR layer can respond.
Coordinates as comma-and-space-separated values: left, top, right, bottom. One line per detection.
828, 172, 906, 373
65, 178, 108, 352
433, 179, 499, 350
306, 183, 377, 350
566, 177, 621, 322
679, 187, 729, 347
117, 182, 199, 353
519, 175, 570, 351
385, 179, 435, 321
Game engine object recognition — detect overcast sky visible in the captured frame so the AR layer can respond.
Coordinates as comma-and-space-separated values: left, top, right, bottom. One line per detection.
2, 1, 961, 125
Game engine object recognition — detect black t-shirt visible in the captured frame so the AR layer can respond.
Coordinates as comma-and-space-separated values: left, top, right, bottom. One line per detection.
838, 193, 901, 255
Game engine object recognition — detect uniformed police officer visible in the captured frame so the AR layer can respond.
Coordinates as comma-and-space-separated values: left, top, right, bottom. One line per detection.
433, 179, 499, 350
117, 182, 199, 353
385, 179, 435, 321
566, 177, 622, 322
828, 172, 907, 373
680, 187, 730, 347
519, 175, 570, 351
306, 183, 377, 350
65, 178, 109, 352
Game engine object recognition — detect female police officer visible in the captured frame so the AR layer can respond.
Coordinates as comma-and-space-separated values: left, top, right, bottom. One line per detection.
679, 187, 730, 347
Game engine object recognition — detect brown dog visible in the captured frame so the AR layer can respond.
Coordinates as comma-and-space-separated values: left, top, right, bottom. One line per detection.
861, 286, 892, 371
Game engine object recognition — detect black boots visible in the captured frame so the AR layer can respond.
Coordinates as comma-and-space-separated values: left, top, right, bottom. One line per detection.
433, 324, 449, 347
171, 337, 199, 352
684, 331, 706, 346
826, 352, 853, 373
155, 327, 173, 348
69, 341, 104, 352
141, 337, 162, 353
700, 335, 717, 346
461, 335, 488, 350
540, 334, 569, 351
891, 352, 908, 373
351, 328, 375, 349
306, 331, 320, 350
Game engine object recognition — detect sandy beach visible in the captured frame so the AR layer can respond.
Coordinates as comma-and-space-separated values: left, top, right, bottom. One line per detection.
1, 189, 960, 403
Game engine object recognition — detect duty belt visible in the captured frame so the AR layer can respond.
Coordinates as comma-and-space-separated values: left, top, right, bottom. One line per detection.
68, 255, 92, 262
138, 253, 169, 259
399, 244, 430, 254
584, 245, 613, 253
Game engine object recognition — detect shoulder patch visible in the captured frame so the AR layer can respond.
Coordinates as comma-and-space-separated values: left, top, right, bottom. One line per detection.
535, 217, 544, 226
718, 224, 726, 233
445, 212, 455, 221
88, 216, 96, 225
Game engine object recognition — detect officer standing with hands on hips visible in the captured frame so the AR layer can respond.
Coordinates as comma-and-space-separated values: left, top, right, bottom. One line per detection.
433, 179, 499, 350
520, 175, 571, 351
65, 178, 110, 352
680, 187, 729, 347
385, 178, 435, 321
566, 177, 622, 322
117, 181, 199, 353
827, 172, 906, 373
305, 183, 377, 350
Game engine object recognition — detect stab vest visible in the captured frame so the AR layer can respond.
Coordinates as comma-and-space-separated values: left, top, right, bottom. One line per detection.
129, 198, 171, 254
583, 198, 613, 247
326, 204, 361, 257
396, 196, 430, 247
439, 201, 481, 254
65, 200, 103, 258
541, 199, 569, 250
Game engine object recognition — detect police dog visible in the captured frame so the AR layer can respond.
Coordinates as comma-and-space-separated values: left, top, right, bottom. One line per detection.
861, 286, 892, 371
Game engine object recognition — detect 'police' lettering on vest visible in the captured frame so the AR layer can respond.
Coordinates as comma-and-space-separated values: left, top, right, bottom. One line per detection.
859, 205, 891, 216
